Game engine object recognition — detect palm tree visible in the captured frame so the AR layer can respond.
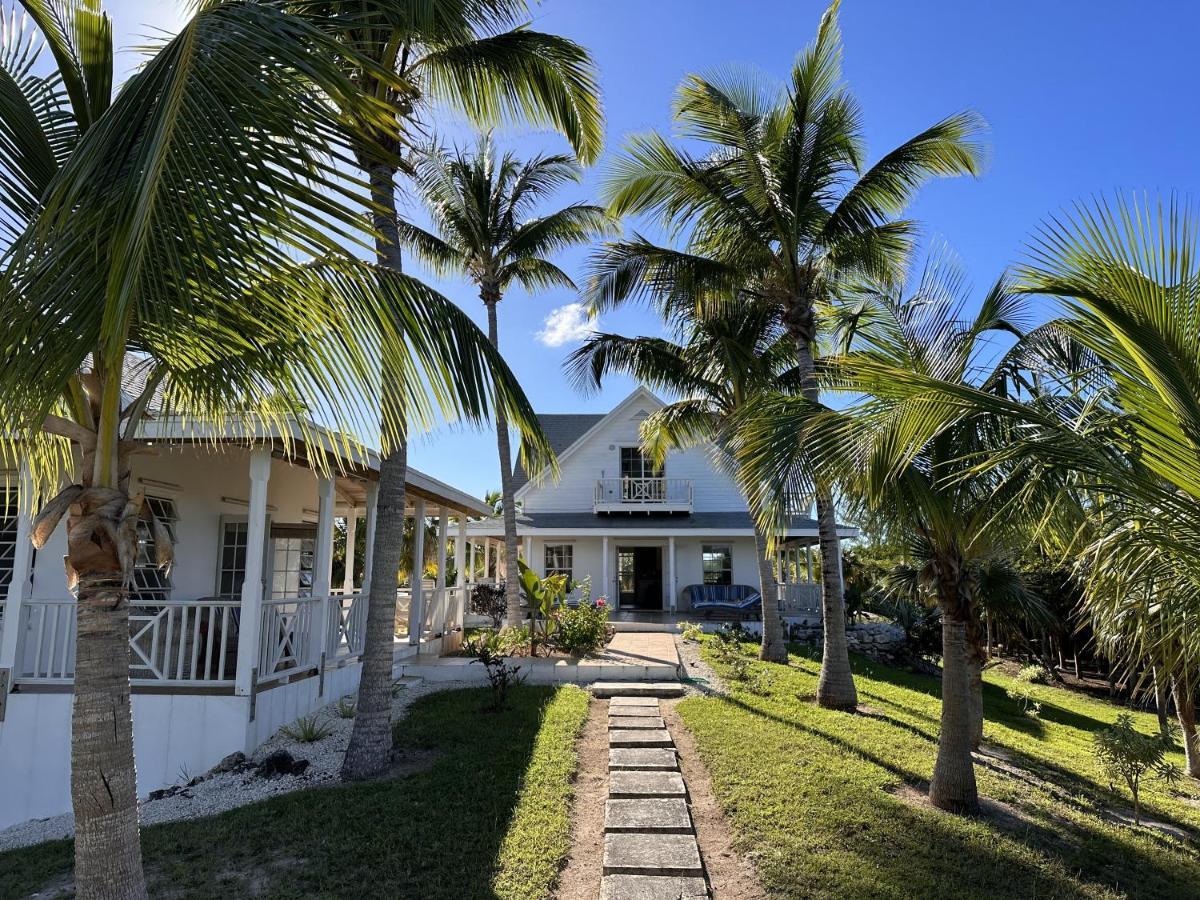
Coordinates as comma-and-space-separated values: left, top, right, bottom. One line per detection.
291, 2, 603, 780
0, 2, 547, 893
736, 259, 1038, 812
586, 1, 984, 709
565, 305, 800, 661
401, 136, 611, 626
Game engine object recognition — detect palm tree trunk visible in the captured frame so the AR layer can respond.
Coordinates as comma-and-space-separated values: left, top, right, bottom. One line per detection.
786, 310, 856, 708
1172, 673, 1200, 779
929, 564, 979, 813
1153, 666, 1172, 743
484, 294, 522, 627
753, 523, 787, 663
70, 476, 148, 899
343, 161, 408, 780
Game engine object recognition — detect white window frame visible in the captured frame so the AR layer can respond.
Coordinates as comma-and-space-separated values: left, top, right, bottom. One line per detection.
0, 485, 17, 591
131, 495, 178, 604
544, 543, 574, 580
701, 544, 733, 586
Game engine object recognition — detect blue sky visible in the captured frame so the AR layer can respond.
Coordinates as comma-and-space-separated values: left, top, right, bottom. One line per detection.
108, 1, 1200, 497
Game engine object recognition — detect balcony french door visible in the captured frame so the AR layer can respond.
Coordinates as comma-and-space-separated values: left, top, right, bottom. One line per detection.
620, 448, 663, 501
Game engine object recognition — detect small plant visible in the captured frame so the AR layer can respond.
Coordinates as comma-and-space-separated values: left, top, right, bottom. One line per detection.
497, 625, 532, 656
1018, 663, 1052, 685
745, 668, 773, 696
517, 560, 569, 654
678, 621, 703, 642
1007, 665, 1045, 716
1094, 713, 1180, 824
553, 599, 610, 656
470, 583, 507, 628
335, 697, 357, 718
281, 714, 334, 743
471, 639, 525, 712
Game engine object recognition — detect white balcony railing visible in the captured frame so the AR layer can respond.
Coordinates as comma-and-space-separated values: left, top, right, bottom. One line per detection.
594, 477, 693, 513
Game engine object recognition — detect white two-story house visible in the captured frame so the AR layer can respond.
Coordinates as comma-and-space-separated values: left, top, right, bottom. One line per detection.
465, 387, 855, 617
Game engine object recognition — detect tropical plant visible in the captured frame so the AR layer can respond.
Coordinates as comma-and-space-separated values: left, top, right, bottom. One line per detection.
470, 638, 525, 712
282, 715, 336, 743
471, 581, 507, 628
292, 0, 603, 781
553, 600, 610, 656
516, 559, 568, 654
1006, 665, 1045, 716
1094, 713, 1180, 825
402, 136, 612, 627
336, 697, 358, 718
586, 0, 984, 708
566, 303, 800, 661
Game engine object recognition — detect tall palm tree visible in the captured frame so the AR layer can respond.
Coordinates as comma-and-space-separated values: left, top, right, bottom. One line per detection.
565, 305, 800, 661
586, 1, 984, 709
0, 2, 546, 893
401, 136, 611, 626
290, 1, 603, 780
736, 259, 1038, 812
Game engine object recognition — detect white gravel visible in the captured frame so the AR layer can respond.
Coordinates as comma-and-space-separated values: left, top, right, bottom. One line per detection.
0, 678, 466, 853
675, 634, 728, 697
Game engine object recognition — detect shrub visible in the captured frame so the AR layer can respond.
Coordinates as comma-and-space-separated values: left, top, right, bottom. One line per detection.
498, 625, 532, 656
1094, 713, 1180, 824
335, 697, 356, 718
471, 583, 507, 628
553, 600, 610, 656
679, 621, 703, 642
281, 715, 333, 743
471, 640, 525, 712
872, 596, 942, 664
1006, 666, 1043, 717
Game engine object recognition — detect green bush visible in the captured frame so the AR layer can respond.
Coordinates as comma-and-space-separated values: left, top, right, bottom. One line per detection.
553, 600, 610, 656
1094, 713, 1180, 824
1007, 664, 1047, 716
678, 621, 703, 642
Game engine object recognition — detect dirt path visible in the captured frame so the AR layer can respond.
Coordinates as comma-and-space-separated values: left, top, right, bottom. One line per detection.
556, 697, 609, 899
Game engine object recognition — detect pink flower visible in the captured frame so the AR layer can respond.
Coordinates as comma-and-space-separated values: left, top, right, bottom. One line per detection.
596, 598, 607, 607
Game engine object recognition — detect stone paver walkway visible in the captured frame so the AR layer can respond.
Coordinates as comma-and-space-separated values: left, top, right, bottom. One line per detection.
601, 697, 709, 900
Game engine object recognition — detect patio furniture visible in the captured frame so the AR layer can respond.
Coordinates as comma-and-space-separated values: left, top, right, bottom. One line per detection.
682, 584, 762, 619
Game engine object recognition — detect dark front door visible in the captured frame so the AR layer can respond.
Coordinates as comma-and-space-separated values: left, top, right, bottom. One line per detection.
617, 546, 663, 610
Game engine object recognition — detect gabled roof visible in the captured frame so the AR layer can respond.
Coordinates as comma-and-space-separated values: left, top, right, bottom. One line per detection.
513, 387, 665, 497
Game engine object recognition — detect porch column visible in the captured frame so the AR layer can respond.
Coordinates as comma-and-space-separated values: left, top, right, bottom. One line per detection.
0, 463, 34, 682
342, 508, 357, 594
482, 539, 491, 581
407, 497, 426, 644
310, 475, 336, 667
235, 449, 271, 696
454, 517, 466, 629
523, 536, 532, 566
467, 536, 476, 585
668, 536, 677, 613
602, 536, 610, 602
434, 509, 449, 633
806, 544, 813, 581
361, 482, 378, 590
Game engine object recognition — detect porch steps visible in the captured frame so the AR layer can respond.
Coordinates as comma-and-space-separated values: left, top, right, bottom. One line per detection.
591, 681, 684, 698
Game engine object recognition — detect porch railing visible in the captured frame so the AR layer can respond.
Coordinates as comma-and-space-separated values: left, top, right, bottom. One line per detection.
326, 592, 367, 661
258, 596, 317, 685
778, 582, 822, 614
593, 477, 693, 512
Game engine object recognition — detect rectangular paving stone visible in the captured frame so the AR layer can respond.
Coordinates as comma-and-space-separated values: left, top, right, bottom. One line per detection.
610, 728, 674, 748
601, 874, 709, 900
609, 770, 687, 799
609, 710, 667, 724
608, 716, 666, 730
605, 798, 692, 833
593, 682, 683, 698
609, 696, 661, 709
603, 832, 703, 877
609, 747, 679, 771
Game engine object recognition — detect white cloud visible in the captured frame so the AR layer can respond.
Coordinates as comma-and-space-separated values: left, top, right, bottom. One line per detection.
536, 303, 597, 347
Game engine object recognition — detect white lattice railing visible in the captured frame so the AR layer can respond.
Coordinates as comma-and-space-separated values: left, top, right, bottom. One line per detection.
593, 477, 693, 511
778, 582, 822, 613
326, 593, 367, 661
258, 596, 317, 685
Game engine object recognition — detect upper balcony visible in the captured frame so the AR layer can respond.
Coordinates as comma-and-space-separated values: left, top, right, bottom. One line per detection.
593, 477, 693, 514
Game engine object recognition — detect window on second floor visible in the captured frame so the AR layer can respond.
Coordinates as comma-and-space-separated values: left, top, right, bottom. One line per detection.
702, 544, 732, 586
545, 543, 573, 580
619, 447, 663, 481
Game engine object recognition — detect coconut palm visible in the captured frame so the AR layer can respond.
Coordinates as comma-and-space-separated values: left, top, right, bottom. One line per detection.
565, 304, 800, 660
401, 136, 611, 626
735, 258, 1041, 812
586, 1, 985, 709
0, 2, 547, 893
290, 1, 602, 780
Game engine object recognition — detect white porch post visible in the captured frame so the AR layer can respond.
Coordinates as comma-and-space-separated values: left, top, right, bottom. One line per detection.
602, 535, 610, 603
342, 509, 357, 594
454, 517, 466, 628
434, 509, 449, 633
235, 449, 271, 696
0, 463, 34, 682
467, 536, 476, 585
668, 536, 677, 613
482, 539, 491, 581
806, 544, 813, 581
407, 497, 426, 644
523, 535, 532, 567
311, 475, 335, 667
361, 482, 378, 590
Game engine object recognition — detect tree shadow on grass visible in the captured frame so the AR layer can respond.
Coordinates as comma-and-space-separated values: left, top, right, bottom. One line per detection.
0, 685, 566, 900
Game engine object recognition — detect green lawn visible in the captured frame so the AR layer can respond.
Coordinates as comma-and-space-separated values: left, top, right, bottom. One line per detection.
679, 641, 1200, 900
0, 684, 590, 900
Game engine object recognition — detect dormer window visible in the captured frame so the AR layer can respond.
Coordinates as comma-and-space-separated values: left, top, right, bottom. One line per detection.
620, 447, 663, 481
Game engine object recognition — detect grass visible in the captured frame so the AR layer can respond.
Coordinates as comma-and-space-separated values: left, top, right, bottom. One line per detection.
0, 684, 590, 899
679, 641, 1200, 900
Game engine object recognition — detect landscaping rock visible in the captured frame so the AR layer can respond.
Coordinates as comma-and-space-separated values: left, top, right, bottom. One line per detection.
257, 750, 308, 779
605, 798, 692, 833
609, 748, 679, 771
600, 874, 708, 900
214, 751, 247, 773
603, 832, 703, 876
609, 770, 687, 799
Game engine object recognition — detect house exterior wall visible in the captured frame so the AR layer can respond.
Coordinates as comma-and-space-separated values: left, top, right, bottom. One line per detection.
520, 399, 747, 514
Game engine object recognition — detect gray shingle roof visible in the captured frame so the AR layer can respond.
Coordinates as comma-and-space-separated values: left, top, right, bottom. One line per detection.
511, 511, 822, 532
511, 413, 605, 492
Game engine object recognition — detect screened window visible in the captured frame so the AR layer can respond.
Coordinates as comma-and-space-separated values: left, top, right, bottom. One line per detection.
0, 486, 17, 591
544, 544, 573, 580
131, 496, 177, 603
218, 521, 249, 598
702, 544, 732, 586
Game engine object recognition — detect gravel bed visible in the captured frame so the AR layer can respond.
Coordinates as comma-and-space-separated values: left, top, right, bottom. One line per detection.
675, 634, 728, 697
0, 679, 465, 853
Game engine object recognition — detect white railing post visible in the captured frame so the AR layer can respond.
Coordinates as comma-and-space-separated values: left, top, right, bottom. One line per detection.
361, 482, 378, 591
1, 465, 34, 683
434, 509, 448, 635
311, 475, 335, 666
407, 497, 426, 644
454, 516, 466, 626
235, 448, 271, 696
483, 540, 491, 581
342, 507, 357, 595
